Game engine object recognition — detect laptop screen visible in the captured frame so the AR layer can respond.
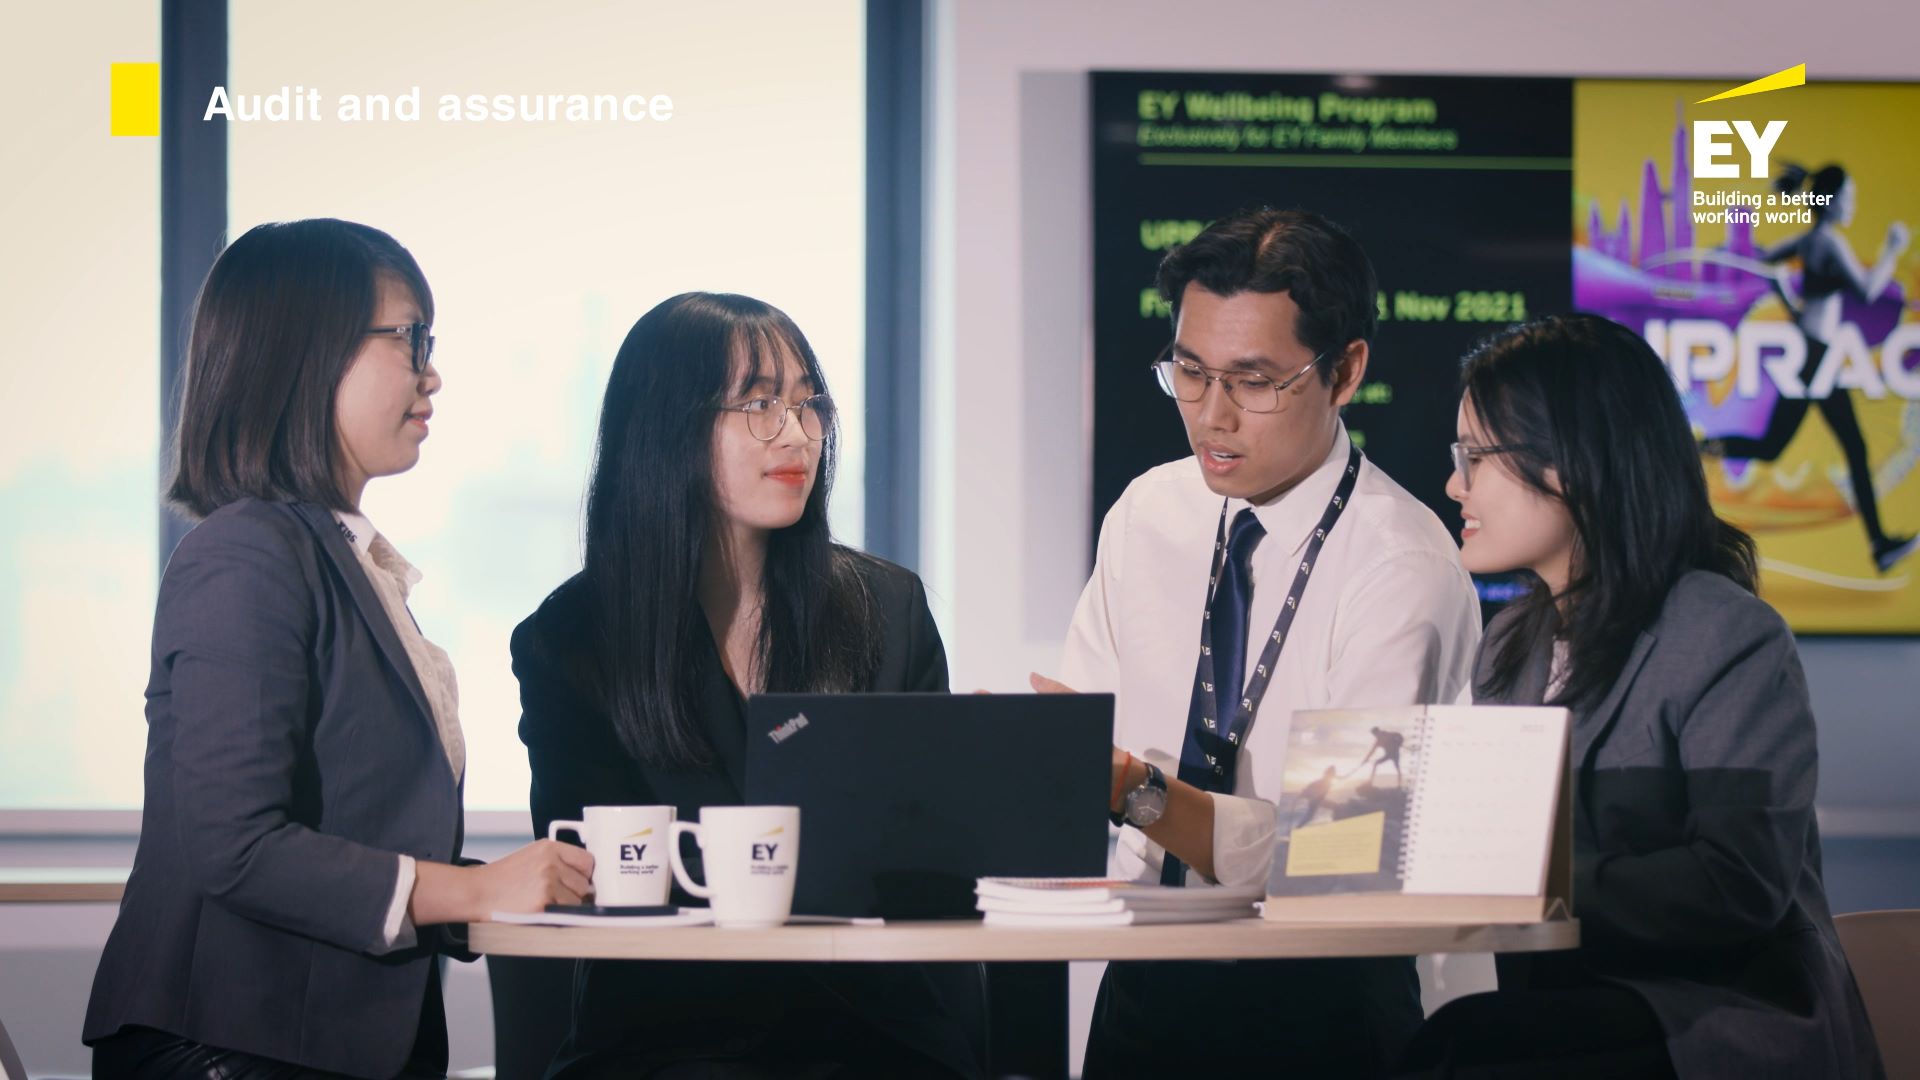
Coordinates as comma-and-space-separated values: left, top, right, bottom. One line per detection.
745, 693, 1114, 918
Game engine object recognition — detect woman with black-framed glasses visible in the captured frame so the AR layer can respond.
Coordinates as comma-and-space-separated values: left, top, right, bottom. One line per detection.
511, 292, 978, 1078
84, 218, 593, 1079
1393, 314, 1883, 1079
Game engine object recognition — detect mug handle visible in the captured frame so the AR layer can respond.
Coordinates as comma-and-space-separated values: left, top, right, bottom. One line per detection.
548, 820, 586, 844
668, 821, 711, 900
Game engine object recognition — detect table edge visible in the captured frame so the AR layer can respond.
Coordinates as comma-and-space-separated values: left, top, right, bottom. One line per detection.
466, 917, 1579, 962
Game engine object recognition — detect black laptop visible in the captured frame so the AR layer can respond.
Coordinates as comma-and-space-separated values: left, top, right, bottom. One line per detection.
744, 692, 1113, 919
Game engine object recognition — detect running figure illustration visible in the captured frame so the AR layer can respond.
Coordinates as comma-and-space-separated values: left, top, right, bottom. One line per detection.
1701, 162, 1916, 573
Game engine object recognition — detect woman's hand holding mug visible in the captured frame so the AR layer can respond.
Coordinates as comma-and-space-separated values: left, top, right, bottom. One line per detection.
409, 840, 595, 925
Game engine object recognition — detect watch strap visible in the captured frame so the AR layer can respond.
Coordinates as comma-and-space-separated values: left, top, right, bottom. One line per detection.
1116, 761, 1168, 828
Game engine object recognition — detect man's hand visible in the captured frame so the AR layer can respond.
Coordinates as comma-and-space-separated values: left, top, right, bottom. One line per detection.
1029, 674, 1141, 809
1110, 745, 1149, 813
1029, 672, 1076, 694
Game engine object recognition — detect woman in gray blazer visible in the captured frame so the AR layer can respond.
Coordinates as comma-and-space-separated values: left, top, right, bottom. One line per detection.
84, 219, 592, 1079
1396, 314, 1884, 1079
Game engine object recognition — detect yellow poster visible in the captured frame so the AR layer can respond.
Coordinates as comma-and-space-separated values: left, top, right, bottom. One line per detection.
1574, 79, 1920, 632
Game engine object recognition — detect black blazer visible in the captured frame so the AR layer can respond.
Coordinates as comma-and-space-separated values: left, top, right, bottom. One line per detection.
84, 499, 465, 1079
1478, 570, 1883, 1080
513, 552, 979, 1077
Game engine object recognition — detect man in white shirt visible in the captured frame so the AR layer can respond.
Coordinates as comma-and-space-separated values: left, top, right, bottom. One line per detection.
1036, 208, 1482, 1076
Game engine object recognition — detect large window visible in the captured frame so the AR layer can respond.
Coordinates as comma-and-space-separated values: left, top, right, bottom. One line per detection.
1, 0, 868, 813
227, 0, 867, 811
0, 7, 160, 809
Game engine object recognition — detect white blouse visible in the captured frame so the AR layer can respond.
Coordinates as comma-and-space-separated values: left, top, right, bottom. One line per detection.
335, 510, 465, 951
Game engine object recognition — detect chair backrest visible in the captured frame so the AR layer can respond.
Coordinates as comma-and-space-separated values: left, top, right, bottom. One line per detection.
1834, 909, 1920, 1080
0, 1016, 27, 1080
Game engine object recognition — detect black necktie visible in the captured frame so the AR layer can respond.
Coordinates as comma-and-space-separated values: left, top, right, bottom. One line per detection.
1162, 508, 1265, 885
1210, 509, 1266, 725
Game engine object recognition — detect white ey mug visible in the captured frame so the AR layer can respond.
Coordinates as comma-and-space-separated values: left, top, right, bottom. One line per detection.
547, 804, 676, 906
669, 806, 800, 928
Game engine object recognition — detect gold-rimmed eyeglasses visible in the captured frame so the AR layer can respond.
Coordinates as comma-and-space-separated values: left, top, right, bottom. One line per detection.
1149, 345, 1324, 414
719, 393, 836, 442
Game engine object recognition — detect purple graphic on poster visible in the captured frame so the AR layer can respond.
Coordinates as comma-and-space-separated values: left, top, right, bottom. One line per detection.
1573, 110, 1908, 441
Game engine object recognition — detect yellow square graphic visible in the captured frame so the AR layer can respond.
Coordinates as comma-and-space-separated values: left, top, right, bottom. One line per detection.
110, 63, 160, 137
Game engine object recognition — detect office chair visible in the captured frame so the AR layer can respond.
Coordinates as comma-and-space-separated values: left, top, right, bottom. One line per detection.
1834, 908, 1920, 1079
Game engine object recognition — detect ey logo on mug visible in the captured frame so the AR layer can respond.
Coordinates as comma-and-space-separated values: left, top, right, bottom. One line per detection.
671, 807, 799, 928
620, 827, 653, 863
548, 806, 675, 906
752, 825, 784, 862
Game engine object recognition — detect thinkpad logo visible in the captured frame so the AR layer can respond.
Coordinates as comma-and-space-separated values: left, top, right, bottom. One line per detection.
767, 713, 809, 744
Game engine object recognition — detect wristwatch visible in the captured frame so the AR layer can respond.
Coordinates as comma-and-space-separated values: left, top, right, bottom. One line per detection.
1118, 761, 1168, 828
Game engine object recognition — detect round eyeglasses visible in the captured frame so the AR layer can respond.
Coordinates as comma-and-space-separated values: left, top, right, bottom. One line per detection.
1149, 345, 1324, 414
719, 393, 836, 442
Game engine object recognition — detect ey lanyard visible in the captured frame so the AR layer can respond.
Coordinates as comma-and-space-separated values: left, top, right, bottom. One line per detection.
1179, 442, 1362, 791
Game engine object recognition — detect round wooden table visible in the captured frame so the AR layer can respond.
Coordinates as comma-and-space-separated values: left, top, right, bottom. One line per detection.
468, 916, 1577, 962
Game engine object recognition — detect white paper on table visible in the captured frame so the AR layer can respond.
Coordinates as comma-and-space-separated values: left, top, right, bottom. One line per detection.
489, 910, 885, 928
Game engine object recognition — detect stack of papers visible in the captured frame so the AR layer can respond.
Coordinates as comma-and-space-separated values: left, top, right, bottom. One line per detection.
974, 878, 1262, 927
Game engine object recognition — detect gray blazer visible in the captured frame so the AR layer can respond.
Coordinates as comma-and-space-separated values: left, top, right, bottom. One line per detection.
1479, 569, 1883, 1080
83, 499, 465, 1078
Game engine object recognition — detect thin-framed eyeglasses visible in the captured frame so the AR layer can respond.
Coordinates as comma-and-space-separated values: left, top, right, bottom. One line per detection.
366, 322, 435, 374
1149, 344, 1324, 414
1450, 441, 1529, 491
719, 393, 836, 442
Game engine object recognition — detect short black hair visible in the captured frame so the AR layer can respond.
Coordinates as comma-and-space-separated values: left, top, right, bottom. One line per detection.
1155, 207, 1378, 384
166, 218, 434, 520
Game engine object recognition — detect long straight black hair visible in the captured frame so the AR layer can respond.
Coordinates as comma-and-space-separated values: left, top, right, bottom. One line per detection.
583, 292, 878, 769
1464, 314, 1758, 706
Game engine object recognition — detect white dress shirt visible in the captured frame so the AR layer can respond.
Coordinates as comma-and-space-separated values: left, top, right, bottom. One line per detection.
336, 510, 466, 953
1060, 422, 1483, 888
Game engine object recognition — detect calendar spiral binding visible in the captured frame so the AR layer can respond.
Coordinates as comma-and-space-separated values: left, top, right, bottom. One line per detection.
1393, 714, 1434, 886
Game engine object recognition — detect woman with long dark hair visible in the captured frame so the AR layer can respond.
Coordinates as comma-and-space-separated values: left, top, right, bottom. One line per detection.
1396, 314, 1883, 1079
1703, 162, 1914, 573
512, 292, 977, 1077
84, 219, 591, 1079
